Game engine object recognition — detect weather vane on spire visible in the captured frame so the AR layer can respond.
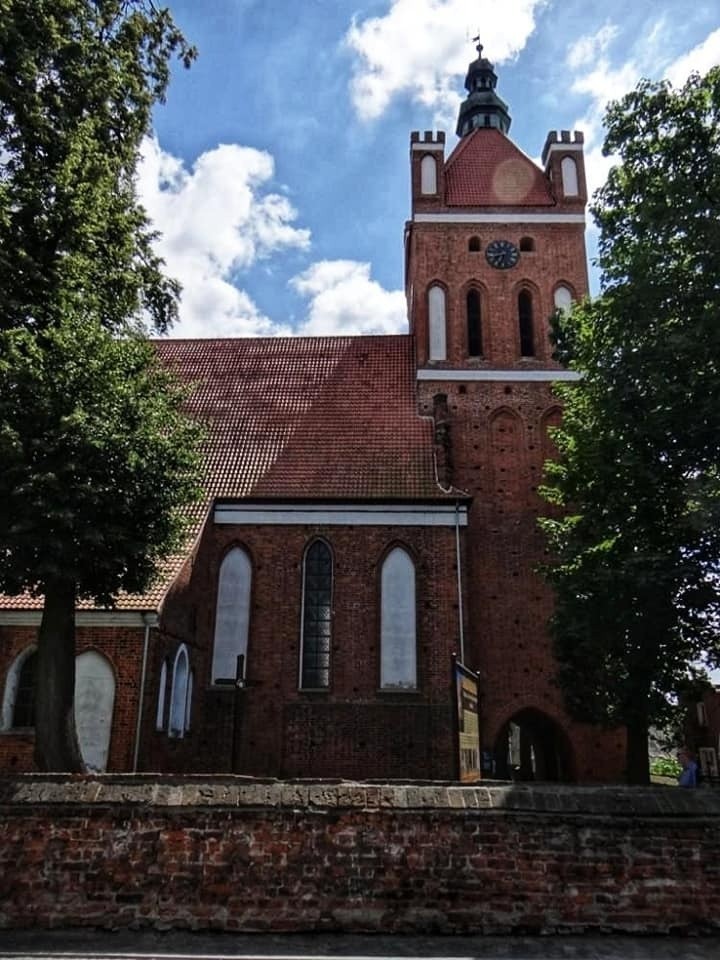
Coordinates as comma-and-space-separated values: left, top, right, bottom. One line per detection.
472, 33, 483, 57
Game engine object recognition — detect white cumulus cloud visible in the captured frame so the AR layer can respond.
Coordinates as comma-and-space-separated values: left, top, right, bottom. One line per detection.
564, 23, 720, 201
291, 261, 407, 336
566, 23, 619, 71
137, 137, 309, 338
666, 28, 720, 86
346, 0, 545, 126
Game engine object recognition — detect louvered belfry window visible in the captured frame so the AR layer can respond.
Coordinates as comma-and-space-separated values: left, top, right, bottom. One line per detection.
300, 540, 332, 688
518, 290, 535, 357
467, 289, 483, 357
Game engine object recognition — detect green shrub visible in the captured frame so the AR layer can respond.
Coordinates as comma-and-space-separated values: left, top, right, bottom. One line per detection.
650, 756, 681, 778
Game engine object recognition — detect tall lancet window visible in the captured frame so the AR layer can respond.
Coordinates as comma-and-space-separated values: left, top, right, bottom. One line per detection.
467, 289, 483, 357
428, 285, 447, 361
168, 645, 190, 739
561, 156, 579, 196
300, 540, 333, 689
380, 548, 417, 689
420, 155, 437, 194
212, 547, 252, 684
518, 290, 535, 357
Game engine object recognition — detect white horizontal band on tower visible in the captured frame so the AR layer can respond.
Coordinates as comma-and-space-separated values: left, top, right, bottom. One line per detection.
417, 369, 581, 382
413, 213, 585, 224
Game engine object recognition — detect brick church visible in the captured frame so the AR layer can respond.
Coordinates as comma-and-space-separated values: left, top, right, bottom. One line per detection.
0, 44, 626, 782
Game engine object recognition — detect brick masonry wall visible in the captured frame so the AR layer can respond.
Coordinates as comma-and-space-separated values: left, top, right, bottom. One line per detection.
142, 524, 463, 779
0, 777, 718, 934
0, 625, 145, 774
417, 378, 627, 783
407, 220, 589, 367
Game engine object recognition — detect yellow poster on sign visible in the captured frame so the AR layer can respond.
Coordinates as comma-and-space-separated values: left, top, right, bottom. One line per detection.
455, 661, 481, 782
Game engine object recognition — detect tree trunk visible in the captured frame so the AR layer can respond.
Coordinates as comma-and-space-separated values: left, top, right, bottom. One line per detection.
34, 579, 84, 772
625, 716, 650, 785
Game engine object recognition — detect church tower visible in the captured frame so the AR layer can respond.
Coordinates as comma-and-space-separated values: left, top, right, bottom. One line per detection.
406, 43, 624, 781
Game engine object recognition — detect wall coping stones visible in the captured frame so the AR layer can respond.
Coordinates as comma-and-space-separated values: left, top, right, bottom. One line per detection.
1, 774, 719, 818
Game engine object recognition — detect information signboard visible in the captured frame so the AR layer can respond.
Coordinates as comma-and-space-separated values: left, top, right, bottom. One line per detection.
454, 660, 481, 782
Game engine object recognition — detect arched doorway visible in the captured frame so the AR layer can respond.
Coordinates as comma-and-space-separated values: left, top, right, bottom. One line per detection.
75, 651, 116, 772
494, 708, 574, 782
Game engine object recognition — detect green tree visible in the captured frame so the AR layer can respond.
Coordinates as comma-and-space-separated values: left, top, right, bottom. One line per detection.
540, 68, 720, 785
0, 2, 201, 771
0, 322, 202, 769
0, 0, 194, 334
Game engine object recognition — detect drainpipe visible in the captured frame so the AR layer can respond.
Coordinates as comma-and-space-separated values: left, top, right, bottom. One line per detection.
455, 501, 465, 666
133, 612, 158, 773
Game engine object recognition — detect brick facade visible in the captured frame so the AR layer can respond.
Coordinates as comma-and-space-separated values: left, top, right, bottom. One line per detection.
404, 121, 625, 782
1, 777, 718, 933
0, 58, 629, 784
141, 522, 464, 779
0, 623, 146, 774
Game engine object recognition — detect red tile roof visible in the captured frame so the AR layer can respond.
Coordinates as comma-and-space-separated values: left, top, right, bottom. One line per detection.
160, 335, 444, 501
2, 336, 449, 612
444, 128, 555, 207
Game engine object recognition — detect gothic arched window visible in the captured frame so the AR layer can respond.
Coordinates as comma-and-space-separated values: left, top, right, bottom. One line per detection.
168, 645, 190, 739
212, 547, 251, 684
561, 156, 579, 196
427, 285, 447, 361
466, 289, 483, 357
156, 659, 168, 731
380, 548, 417, 689
554, 285, 573, 313
300, 540, 333, 689
518, 290, 535, 357
4, 649, 37, 729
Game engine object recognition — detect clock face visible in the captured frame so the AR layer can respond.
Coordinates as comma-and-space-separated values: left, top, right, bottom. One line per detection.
485, 239, 520, 270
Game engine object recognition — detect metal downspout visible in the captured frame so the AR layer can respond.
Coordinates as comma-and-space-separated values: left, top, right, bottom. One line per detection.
132, 612, 156, 773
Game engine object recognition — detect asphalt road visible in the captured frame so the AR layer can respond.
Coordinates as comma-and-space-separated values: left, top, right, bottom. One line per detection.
0, 931, 718, 960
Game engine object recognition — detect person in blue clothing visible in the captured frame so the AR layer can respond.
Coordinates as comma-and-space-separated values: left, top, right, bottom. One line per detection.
678, 749, 699, 787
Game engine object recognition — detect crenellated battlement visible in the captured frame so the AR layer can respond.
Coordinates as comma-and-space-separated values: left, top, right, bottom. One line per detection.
541, 129, 585, 165
411, 130, 446, 150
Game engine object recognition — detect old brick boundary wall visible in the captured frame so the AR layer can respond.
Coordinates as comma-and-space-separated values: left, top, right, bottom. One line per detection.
1, 777, 719, 934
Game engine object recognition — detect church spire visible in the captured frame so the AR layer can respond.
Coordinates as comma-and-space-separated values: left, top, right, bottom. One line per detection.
455, 37, 512, 138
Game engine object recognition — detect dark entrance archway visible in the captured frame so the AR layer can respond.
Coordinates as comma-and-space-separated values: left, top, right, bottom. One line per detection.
494, 708, 575, 782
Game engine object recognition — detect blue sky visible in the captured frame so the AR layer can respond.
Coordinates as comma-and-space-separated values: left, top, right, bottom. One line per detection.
138, 0, 720, 339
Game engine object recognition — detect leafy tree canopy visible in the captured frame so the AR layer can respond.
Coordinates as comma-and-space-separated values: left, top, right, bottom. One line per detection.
0, 0, 195, 335
541, 68, 720, 784
0, 318, 202, 606
0, 1, 200, 771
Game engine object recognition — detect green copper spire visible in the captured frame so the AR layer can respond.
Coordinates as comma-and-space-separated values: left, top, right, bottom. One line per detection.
456, 38, 512, 138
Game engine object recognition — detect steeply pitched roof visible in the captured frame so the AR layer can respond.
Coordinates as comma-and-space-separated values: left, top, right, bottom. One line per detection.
2, 335, 447, 612
159, 335, 443, 500
444, 128, 555, 207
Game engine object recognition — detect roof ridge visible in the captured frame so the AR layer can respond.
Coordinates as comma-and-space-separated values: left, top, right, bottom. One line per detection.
152, 333, 413, 347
